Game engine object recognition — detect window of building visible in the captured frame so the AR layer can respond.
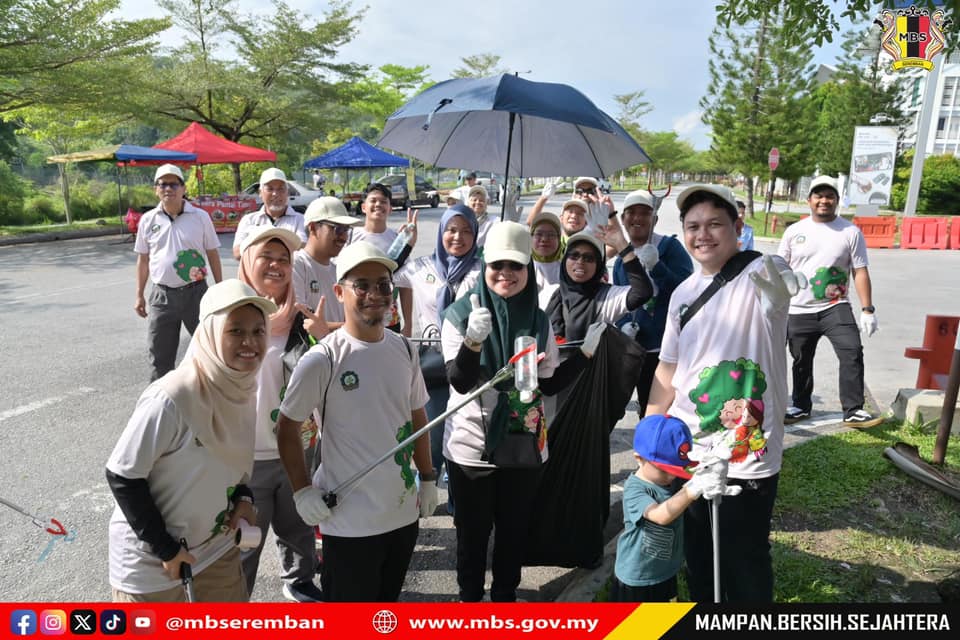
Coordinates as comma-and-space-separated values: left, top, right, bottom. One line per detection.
942, 77, 956, 107
912, 78, 922, 107
936, 117, 946, 139
949, 117, 960, 140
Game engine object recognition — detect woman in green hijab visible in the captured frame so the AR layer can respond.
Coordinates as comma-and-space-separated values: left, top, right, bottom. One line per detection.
439, 221, 603, 602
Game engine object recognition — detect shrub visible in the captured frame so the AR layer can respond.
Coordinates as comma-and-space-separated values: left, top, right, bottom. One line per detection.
0, 160, 26, 225
23, 195, 64, 223
889, 149, 960, 214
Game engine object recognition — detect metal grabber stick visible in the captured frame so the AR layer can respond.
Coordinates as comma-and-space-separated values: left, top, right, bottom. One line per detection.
179, 538, 196, 603
711, 495, 722, 603
321, 344, 538, 509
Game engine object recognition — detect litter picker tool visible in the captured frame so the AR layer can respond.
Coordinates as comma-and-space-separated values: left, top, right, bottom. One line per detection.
321, 343, 539, 509
647, 176, 672, 214
0, 495, 66, 535
179, 538, 196, 603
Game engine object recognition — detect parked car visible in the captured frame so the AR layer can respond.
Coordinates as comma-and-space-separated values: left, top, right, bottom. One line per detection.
471, 171, 503, 203
242, 179, 322, 213
375, 174, 440, 209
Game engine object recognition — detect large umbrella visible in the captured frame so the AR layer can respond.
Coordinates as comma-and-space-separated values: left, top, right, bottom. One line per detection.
377, 74, 650, 217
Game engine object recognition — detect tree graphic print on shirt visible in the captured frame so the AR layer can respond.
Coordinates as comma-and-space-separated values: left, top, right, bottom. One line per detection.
174, 249, 208, 283
809, 266, 848, 303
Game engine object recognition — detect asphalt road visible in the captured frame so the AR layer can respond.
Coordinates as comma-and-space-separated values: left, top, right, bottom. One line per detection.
1, 190, 957, 602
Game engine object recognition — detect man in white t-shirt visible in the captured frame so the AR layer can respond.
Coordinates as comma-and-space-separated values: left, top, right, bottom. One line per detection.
232, 168, 307, 259
292, 197, 361, 337
134, 164, 223, 381
274, 241, 436, 602
777, 175, 881, 428
648, 183, 804, 602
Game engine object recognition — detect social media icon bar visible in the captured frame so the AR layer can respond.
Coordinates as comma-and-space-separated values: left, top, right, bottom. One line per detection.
130, 610, 156, 636
99, 610, 126, 635
10, 610, 37, 637
39, 610, 66, 636
69, 610, 96, 635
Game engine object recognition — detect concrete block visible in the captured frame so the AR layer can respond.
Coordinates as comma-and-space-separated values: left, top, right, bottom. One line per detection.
891, 388, 960, 433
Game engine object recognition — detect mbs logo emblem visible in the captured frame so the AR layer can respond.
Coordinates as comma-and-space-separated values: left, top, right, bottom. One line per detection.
875, 5, 951, 72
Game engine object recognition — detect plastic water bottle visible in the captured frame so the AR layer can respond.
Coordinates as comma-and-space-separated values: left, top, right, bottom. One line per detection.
387, 226, 414, 261
514, 336, 538, 403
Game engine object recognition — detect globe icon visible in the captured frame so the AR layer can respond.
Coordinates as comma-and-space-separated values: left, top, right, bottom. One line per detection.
371, 609, 398, 635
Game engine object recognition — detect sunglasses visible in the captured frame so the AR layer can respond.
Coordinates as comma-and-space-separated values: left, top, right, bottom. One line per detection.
155, 181, 183, 189
566, 251, 597, 264
488, 260, 525, 272
340, 279, 394, 297
575, 188, 596, 196
321, 222, 352, 236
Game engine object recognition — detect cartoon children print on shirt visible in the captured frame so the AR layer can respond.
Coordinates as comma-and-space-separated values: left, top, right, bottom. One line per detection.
809, 266, 848, 303
688, 358, 769, 464
174, 249, 208, 283
507, 389, 547, 452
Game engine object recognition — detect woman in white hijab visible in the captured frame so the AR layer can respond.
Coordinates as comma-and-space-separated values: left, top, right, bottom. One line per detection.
106, 279, 276, 602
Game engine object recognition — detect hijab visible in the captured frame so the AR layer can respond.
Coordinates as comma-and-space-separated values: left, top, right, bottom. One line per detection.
546, 239, 606, 342
157, 303, 269, 476
238, 237, 298, 338
445, 260, 549, 457
432, 204, 480, 325
530, 214, 564, 263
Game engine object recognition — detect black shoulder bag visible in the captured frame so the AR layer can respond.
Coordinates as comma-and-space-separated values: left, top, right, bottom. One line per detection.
678, 250, 762, 331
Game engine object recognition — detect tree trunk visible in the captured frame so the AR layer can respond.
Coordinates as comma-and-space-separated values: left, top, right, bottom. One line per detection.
746, 179, 756, 216
59, 164, 72, 224
232, 163, 242, 194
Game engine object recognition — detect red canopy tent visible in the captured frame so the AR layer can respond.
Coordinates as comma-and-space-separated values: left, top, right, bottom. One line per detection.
152, 122, 277, 164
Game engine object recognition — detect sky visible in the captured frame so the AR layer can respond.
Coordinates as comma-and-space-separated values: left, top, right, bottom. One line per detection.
115, 0, 864, 150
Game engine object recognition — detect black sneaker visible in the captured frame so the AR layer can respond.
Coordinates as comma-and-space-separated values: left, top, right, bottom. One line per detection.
843, 410, 883, 428
783, 406, 810, 424
282, 580, 324, 603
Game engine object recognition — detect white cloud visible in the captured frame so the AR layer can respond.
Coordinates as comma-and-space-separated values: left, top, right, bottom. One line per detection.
673, 110, 704, 136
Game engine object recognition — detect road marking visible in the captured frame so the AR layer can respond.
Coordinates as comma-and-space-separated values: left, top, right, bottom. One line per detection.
0, 387, 96, 423
0, 280, 128, 305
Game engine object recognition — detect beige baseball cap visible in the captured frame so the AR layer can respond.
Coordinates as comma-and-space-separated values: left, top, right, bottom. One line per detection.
304, 196, 360, 227
808, 175, 839, 196
239, 225, 302, 256
676, 184, 738, 216
199, 279, 277, 320
154, 164, 184, 183
467, 185, 488, 200
259, 167, 287, 185
574, 177, 599, 190
335, 241, 397, 281
564, 231, 604, 258
484, 221, 531, 266
561, 199, 588, 214
623, 189, 655, 211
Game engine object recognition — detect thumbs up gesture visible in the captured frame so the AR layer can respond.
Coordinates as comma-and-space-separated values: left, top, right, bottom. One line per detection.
465, 293, 492, 346
298, 297, 330, 340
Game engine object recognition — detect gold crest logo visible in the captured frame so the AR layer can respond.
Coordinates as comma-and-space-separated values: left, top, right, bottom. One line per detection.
875, 5, 951, 72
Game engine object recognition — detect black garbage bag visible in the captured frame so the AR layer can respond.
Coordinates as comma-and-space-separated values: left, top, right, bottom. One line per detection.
523, 325, 645, 568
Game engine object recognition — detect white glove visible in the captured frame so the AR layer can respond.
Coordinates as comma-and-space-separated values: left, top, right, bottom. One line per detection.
540, 178, 560, 199
749, 255, 808, 317
636, 244, 659, 271
293, 486, 331, 525
465, 293, 492, 344
580, 322, 606, 358
860, 311, 878, 337
684, 465, 725, 500
418, 480, 438, 517
587, 201, 609, 233
687, 442, 742, 501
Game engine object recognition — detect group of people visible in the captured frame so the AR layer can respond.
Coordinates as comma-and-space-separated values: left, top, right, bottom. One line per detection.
112, 165, 878, 604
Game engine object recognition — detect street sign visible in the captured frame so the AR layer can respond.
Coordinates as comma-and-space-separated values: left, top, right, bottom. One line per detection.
768, 147, 780, 171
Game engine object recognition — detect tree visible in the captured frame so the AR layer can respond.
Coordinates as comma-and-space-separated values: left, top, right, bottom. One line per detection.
636, 131, 696, 177
0, 0, 168, 113
347, 64, 432, 140
700, 9, 818, 212
451, 53, 506, 78
812, 28, 906, 176
890, 148, 960, 214
613, 91, 652, 140
126, 0, 366, 192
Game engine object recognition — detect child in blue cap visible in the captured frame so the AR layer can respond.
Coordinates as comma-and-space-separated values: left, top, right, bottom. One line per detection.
611, 414, 728, 602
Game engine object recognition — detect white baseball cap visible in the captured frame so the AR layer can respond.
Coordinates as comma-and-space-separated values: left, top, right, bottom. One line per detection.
622, 189, 655, 211
676, 184, 738, 218
335, 241, 397, 281
154, 164, 184, 183
809, 175, 839, 196
259, 167, 287, 185
199, 279, 277, 321
467, 185, 488, 200
304, 197, 360, 227
574, 177, 599, 190
484, 221, 531, 266
239, 225, 302, 256
561, 199, 588, 214
565, 231, 604, 258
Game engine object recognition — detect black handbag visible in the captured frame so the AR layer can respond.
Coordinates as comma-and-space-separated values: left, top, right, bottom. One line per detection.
418, 324, 448, 389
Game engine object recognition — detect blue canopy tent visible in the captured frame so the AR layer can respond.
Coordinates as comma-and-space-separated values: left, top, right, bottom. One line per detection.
303, 137, 410, 206
46, 144, 198, 232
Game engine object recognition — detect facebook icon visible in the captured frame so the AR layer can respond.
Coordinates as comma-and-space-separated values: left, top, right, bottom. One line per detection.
10, 610, 37, 636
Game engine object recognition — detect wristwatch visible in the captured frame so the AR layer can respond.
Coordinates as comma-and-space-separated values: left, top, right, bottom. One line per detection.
419, 469, 438, 482
464, 336, 483, 350
618, 245, 635, 259
862, 305, 875, 313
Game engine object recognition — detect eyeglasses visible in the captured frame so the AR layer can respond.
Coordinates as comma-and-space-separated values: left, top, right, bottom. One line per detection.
488, 260, 525, 272
575, 188, 596, 196
566, 251, 597, 264
156, 181, 183, 189
339, 279, 394, 297
532, 231, 559, 240
321, 222, 352, 236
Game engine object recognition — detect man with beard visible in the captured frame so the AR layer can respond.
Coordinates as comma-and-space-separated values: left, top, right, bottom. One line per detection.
613, 190, 693, 418
292, 197, 362, 338
274, 242, 436, 601
233, 168, 307, 259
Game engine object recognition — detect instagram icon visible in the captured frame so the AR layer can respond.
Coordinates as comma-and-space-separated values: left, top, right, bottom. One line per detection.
40, 610, 67, 635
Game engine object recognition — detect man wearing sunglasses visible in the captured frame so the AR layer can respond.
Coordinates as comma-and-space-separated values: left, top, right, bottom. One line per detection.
232, 168, 308, 259
134, 164, 223, 381
292, 197, 362, 338
275, 241, 435, 602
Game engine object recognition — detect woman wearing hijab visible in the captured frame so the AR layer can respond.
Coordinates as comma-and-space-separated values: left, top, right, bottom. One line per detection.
396, 203, 482, 481
529, 211, 563, 292
236, 225, 324, 603
107, 279, 276, 602
439, 222, 603, 602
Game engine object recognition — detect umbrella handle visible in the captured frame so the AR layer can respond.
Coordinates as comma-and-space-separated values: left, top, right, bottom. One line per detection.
423, 99, 453, 131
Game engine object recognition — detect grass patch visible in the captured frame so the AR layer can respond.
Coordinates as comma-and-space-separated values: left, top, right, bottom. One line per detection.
0, 218, 121, 237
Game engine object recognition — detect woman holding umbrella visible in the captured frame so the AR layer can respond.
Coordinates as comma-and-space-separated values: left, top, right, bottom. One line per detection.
440, 222, 603, 602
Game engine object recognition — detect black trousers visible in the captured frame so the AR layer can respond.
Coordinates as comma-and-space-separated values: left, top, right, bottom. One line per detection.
634, 351, 660, 419
320, 520, 418, 602
447, 460, 542, 602
683, 474, 779, 602
787, 304, 865, 418
610, 575, 677, 602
